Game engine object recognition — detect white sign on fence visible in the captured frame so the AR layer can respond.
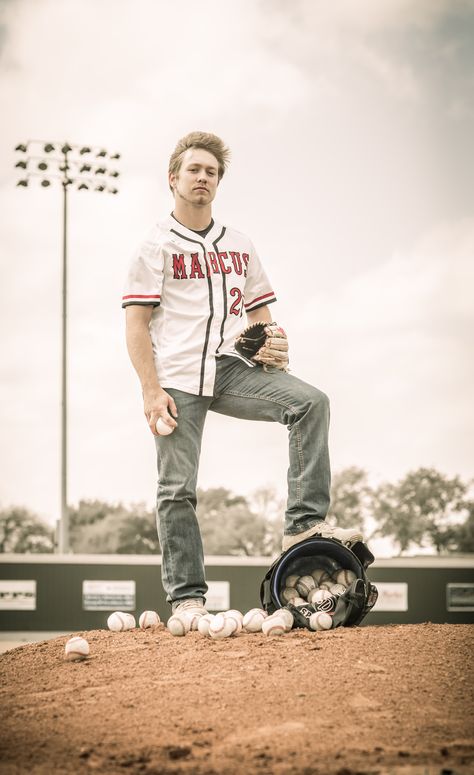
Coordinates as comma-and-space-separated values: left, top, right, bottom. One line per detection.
0, 580, 37, 610
373, 582, 408, 611
206, 581, 230, 611
82, 580, 136, 611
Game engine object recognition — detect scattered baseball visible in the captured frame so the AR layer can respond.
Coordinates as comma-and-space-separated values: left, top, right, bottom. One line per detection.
329, 584, 346, 596
197, 614, 215, 636
296, 575, 316, 598
64, 636, 90, 661
284, 574, 300, 588
262, 616, 286, 636
107, 612, 136, 631
155, 417, 174, 436
243, 608, 267, 633
167, 614, 190, 636
309, 611, 333, 631
336, 568, 357, 586
272, 608, 294, 632
139, 610, 161, 629
224, 610, 243, 633
209, 613, 236, 639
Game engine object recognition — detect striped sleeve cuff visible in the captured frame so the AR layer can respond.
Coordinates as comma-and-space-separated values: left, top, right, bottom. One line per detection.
244, 291, 277, 313
122, 293, 161, 308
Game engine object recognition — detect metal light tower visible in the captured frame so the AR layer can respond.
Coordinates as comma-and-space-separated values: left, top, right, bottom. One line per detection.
14, 140, 121, 553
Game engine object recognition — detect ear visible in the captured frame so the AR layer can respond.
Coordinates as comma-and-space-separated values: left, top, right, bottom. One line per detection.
169, 172, 176, 191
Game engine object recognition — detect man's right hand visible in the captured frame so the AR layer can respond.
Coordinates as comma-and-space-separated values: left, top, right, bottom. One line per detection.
143, 388, 178, 436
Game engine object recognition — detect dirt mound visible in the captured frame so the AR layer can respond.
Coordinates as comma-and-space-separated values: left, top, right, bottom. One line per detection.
0, 623, 473, 775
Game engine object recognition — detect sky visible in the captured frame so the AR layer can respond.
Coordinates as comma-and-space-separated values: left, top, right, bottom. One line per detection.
1, 0, 473, 549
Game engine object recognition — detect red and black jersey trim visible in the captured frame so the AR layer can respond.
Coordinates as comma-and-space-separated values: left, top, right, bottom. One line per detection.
170, 229, 213, 396
122, 293, 161, 308
244, 291, 277, 313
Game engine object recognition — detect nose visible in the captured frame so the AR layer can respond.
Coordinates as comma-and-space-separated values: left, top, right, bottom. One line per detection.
196, 169, 208, 183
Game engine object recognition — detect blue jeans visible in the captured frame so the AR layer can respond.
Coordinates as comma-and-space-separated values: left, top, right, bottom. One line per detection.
154, 355, 330, 605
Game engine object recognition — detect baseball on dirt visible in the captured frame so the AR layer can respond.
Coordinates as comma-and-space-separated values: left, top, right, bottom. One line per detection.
336, 569, 357, 586
167, 614, 191, 636
209, 613, 235, 639
272, 608, 294, 632
139, 610, 161, 629
262, 616, 286, 636
242, 608, 267, 632
309, 612, 333, 631
64, 636, 90, 661
155, 417, 174, 435
197, 614, 215, 636
107, 612, 136, 631
224, 610, 243, 633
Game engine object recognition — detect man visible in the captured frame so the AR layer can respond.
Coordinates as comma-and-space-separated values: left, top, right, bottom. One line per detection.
123, 131, 362, 619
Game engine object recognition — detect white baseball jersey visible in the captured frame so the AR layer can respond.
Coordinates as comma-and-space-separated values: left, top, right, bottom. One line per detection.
122, 215, 276, 396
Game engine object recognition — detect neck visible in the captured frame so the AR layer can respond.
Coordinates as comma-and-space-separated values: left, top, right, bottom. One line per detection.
172, 200, 212, 231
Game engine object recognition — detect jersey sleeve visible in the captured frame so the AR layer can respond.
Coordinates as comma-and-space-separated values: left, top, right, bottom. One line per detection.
243, 241, 277, 313
122, 234, 164, 308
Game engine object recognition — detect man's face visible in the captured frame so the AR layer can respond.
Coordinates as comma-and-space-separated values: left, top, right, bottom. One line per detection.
170, 148, 219, 206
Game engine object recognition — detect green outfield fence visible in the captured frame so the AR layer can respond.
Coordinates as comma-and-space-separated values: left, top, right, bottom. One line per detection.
0, 554, 473, 631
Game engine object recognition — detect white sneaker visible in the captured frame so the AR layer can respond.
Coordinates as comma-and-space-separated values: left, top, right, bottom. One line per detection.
173, 599, 208, 616
282, 522, 363, 552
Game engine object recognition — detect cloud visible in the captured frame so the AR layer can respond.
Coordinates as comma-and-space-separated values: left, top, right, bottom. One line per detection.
290, 218, 474, 482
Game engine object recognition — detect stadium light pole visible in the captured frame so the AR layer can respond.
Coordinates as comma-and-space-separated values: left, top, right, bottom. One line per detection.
14, 140, 121, 553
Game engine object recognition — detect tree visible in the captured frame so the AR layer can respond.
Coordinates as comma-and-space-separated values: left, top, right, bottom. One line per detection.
0, 507, 54, 553
328, 467, 372, 533
373, 468, 468, 554
197, 487, 282, 556
69, 500, 159, 554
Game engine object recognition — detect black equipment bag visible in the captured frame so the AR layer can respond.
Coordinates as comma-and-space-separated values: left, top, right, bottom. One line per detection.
260, 537, 378, 629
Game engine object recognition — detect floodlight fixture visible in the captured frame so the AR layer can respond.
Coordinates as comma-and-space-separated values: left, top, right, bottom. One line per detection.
61, 144, 73, 154
109, 170, 119, 178
15, 143, 28, 152
77, 183, 89, 190
109, 187, 118, 194
38, 162, 48, 171
79, 146, 91, 155
17, 179, 28, 187
95, 167, 106, 175
41, 179, 51, 187
80, 164, 92, 173
95, 184, 106, 192
15, 160, 28, 169
96, 149, 107, 157
110, 153, 120, 159
44, 143, 55, 153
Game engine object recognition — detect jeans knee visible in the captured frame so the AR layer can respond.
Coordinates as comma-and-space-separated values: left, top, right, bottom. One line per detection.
306, 386, 330, 415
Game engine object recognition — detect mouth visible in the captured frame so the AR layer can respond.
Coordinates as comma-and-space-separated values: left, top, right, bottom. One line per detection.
194, 187, 208, 192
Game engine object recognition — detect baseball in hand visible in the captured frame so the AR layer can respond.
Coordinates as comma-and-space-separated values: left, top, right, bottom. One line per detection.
156, 417, 174, 435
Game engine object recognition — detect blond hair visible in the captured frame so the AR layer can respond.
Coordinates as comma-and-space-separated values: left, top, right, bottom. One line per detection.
168, 131, 230, 187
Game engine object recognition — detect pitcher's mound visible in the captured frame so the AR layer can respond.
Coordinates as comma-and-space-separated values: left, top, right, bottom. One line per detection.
1, 623, 473, 774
